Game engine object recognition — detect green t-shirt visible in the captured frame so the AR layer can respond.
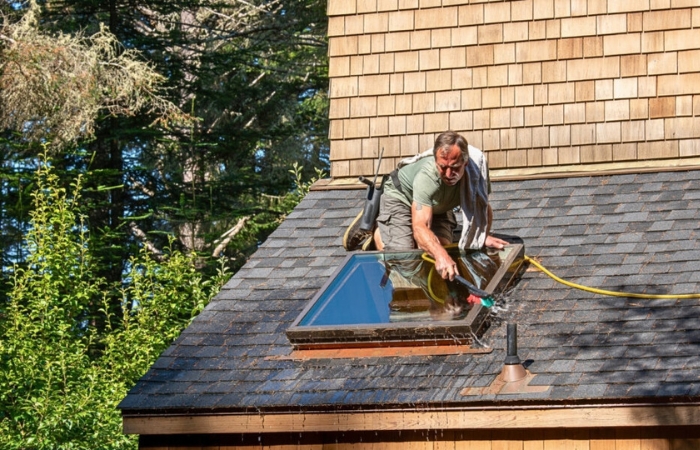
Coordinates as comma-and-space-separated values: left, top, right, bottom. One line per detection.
384, 156, 461, 215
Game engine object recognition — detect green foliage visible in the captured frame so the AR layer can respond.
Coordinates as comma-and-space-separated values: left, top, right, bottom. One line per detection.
0, 1, 328, 442
0, 158, 227, 449
0, 159, 109, 449
1, 0, 329, 290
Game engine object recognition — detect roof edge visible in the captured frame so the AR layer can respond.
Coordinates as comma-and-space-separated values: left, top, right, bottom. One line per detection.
490, 158, 700, 181
315, 158, 700, 189
123, 402, 700, 435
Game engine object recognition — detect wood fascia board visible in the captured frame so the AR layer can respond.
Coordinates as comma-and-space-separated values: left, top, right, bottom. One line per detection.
123, 404, 700, 435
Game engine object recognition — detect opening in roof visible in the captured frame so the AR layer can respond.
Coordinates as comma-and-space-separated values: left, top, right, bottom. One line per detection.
286, 239, 525, 350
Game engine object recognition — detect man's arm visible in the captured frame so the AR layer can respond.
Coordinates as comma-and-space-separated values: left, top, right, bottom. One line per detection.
411, 201, 459, 281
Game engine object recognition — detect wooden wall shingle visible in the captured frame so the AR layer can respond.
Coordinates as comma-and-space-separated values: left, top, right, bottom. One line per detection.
327, 0, 700, 179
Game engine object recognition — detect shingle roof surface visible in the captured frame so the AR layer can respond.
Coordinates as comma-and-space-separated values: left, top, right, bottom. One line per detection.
119, 170, 700, 413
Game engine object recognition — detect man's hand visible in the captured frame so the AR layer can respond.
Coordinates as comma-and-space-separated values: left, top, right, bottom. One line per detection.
434, 253, 458, 281
485, 234, 508, 249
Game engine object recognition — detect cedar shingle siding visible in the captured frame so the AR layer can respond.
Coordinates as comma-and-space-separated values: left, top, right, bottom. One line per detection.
327, 0, 700, 179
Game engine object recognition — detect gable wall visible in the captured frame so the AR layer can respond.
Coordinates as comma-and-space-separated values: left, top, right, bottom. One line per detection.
139, 427, 700, 449
326, 0, 700, 180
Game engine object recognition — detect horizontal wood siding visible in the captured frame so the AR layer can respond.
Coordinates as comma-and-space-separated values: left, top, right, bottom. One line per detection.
326, 0, 700, 180
139, 427, 700, 449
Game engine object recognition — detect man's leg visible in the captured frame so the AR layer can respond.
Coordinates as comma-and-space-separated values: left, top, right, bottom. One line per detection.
431, 210, 458, 246
375, 195, 427, 290
375, 195, 415, 251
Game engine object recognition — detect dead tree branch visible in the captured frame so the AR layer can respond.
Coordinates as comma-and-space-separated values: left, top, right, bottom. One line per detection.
212, 216, 250, 258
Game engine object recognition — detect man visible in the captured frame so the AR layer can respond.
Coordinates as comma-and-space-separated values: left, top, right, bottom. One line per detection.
345, 131, 507, 281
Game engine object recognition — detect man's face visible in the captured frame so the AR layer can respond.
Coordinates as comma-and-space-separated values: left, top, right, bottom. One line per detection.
435, 144, 466, 186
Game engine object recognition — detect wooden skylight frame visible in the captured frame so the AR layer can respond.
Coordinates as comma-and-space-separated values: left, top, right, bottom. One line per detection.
287, 242, 525, 350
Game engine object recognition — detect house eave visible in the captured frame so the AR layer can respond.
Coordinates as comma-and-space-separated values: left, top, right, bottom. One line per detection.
312, 158, 700, 189
123, 402, 700, 435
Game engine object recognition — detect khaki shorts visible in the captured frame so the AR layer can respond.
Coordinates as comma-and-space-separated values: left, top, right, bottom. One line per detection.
376, 194, 457, 250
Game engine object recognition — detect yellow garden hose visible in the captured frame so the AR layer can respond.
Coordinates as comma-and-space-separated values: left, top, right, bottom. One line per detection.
421, 248, 700, 300
425, 265, 444, 303
523, 255, 700, 299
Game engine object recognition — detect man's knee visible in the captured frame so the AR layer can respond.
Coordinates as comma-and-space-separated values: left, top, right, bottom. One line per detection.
376, 222, 416, 250
431, 210, 458, 245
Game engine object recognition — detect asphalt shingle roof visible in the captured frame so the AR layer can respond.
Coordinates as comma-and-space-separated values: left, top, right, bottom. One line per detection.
119, 169, 700, 413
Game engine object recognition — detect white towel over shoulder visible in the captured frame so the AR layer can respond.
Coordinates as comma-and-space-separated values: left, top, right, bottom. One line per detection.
458, 145, 490, 250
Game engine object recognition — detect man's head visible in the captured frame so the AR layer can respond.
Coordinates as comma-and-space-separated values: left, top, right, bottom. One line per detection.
433, 131, 469, 186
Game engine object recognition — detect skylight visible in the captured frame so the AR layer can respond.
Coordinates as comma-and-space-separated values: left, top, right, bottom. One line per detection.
287, 242, 525, 349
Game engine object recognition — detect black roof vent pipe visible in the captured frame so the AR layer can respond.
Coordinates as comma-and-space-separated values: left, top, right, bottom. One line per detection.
462, 322, 551, 396
500, 323, 527, 382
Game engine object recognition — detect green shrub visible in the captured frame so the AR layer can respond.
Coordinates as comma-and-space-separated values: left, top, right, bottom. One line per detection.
0, 158, 227, 449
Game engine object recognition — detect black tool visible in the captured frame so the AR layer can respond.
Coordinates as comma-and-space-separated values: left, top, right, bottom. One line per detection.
454, 275, 491, 299
358, 147, 386, 232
